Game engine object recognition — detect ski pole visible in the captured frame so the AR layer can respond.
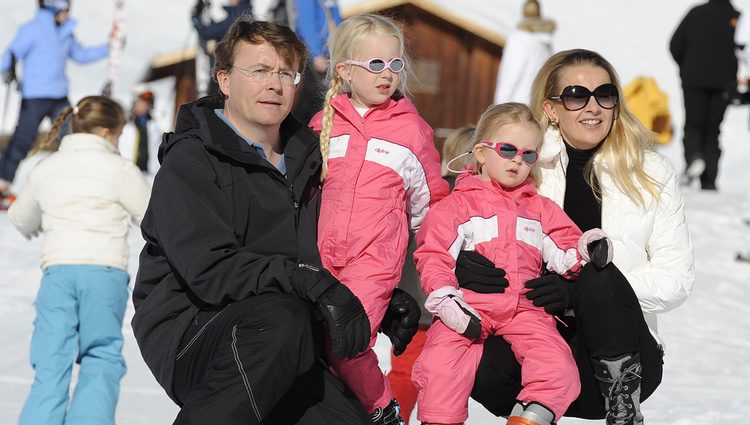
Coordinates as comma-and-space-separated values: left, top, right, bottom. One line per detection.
1, 53, 18, 136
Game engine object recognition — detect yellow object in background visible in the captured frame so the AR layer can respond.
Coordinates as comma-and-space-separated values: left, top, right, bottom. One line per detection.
624, 76, 673, 145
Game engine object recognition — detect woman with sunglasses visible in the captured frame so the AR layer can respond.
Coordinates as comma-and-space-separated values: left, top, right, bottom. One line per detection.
309, 14, 449, 424
412, 102, 612, 425
466, 49, 694, 425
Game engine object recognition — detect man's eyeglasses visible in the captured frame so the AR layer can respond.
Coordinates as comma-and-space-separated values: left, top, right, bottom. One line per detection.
548, 83, 619, 111
231, 65, 301, 86
479, 141, 539, 165
344, 57, 405, 74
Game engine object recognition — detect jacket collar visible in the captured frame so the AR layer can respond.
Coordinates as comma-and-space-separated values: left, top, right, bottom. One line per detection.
539, 127, 611, 171
453, 173, 537, 204
329, 93, 417, 132
166, 96, 321, 182
58, 133, 118, 153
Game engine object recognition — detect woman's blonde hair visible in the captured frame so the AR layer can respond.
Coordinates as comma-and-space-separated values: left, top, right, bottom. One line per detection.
318, 13, 411, 180
32, 96, 126, 156
471, 103, 542, 176
529, 49, 659, 207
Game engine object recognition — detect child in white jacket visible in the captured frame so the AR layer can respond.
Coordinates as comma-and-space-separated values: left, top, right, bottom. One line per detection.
8, 95, 149, 425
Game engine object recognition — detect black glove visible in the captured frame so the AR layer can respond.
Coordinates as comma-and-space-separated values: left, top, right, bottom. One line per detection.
289, 263, 370, 359
2, 70, 14, 85
380, 288, 420, 356
524, 274, 578, 315
455, 250, 509, 294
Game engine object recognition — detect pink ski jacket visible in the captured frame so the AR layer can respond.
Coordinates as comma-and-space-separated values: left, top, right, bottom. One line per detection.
415, 174, 584, 296
310, 94, 449, 269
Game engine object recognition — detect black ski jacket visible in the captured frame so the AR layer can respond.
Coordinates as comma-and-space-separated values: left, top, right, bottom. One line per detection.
131, 96, 322, 402
670, 0, 740, 89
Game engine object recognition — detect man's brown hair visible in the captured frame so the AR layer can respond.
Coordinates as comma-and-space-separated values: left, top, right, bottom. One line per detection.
213, 17, 309, 82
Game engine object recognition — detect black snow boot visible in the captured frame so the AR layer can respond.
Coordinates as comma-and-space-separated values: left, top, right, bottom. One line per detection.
592, 353, 644, 425
370, 398, 405, 425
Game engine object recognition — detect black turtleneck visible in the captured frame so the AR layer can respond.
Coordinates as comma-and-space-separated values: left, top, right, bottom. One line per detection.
563, 142, 602, 232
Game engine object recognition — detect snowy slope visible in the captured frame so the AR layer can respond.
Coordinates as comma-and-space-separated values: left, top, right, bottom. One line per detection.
2, 1, 750, 424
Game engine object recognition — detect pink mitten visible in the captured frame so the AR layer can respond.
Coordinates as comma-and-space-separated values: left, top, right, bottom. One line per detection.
425, 286, 481, 339
578, 228, 613, 268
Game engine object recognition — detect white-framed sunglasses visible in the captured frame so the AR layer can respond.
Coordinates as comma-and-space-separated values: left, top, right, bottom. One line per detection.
344, 57, 405, 73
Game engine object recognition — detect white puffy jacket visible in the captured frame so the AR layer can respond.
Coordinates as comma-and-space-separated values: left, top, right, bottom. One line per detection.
536, 128, 695, 347
8, 133, 150, 271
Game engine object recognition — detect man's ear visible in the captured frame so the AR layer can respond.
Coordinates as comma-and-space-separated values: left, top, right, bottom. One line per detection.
217, 69, 230, 97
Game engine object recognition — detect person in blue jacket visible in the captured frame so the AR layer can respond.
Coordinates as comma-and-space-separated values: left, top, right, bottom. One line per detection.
0, 0, 109, 192
291, 0, 342, 124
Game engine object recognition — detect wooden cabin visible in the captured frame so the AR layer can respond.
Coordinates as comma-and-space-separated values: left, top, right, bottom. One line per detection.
342, 0, 506, 142
141, 47, 199, 125
140, 0, 507, 143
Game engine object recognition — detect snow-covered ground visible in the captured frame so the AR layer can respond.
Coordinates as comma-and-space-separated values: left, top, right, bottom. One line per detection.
2, 0, 750, 424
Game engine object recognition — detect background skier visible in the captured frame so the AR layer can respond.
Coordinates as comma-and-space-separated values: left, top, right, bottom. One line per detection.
0, 0, 109, 194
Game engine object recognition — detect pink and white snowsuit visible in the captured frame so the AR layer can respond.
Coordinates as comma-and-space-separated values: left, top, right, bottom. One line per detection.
412, 174, 583, 423
310, 93, 449, 412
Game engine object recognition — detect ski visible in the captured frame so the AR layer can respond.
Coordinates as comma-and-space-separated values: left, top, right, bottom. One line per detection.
102, 0, 127, 97
1, 53, 18, 135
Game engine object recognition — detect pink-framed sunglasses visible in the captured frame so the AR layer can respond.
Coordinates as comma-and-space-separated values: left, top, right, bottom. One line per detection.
344, 57, 405, 73
479, 141, 539, 165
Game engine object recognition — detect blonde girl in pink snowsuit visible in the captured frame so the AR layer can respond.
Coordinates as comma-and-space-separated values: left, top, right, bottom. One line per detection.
412, 103, 612, 425
309, 13, 449, 422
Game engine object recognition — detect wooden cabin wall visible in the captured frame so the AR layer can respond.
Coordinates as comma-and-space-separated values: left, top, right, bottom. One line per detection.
386, 5, 501, 144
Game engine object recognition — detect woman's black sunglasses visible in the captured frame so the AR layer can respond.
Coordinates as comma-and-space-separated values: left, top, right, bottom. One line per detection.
548, 83, 619, 111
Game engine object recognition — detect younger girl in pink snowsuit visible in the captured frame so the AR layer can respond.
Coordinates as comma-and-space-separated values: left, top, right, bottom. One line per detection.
309, 13, 449, 423
412, 103, 611, 425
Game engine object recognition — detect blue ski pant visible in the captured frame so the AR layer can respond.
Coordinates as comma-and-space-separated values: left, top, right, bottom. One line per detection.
1, 97, 69, 182
19, 265, 129, 425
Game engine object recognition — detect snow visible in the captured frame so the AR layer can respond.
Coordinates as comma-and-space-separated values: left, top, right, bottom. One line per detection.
2, 0, 750, 424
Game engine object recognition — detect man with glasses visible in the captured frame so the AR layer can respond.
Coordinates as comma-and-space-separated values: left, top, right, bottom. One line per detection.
132, 18, 417, 424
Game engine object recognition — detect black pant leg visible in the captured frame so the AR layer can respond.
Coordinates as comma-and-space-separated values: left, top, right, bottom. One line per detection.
470, 335, 522, 416
265, 359, 371, 425
682, 87, 710, 166
172, 293, 320, 425
566, 263, 663, 418
1, 98, 53, 181
700, 89, 729, 187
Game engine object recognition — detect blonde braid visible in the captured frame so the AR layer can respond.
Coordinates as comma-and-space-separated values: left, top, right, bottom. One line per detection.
30, 106, 74, 156
319, 75, 342, 181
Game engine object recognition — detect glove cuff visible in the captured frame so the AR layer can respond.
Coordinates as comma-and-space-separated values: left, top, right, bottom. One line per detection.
289, 263, 337, 302
424, 286, 462, 314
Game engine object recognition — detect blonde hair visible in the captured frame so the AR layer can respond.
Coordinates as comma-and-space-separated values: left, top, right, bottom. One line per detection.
471, 103, 542, 176
530, 49, 659, 207
319, 13, 410, 180
32, 96, 126, 156
442, 126, 476, 175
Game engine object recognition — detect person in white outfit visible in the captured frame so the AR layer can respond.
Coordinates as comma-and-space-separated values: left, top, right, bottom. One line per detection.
493, 0, 555, 105
8, 95, 149, 425
118, 89, 163, 175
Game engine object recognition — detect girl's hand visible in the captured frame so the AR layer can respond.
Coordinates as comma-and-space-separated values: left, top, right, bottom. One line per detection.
579, 228, 613, 269
425, 286, 481, 339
